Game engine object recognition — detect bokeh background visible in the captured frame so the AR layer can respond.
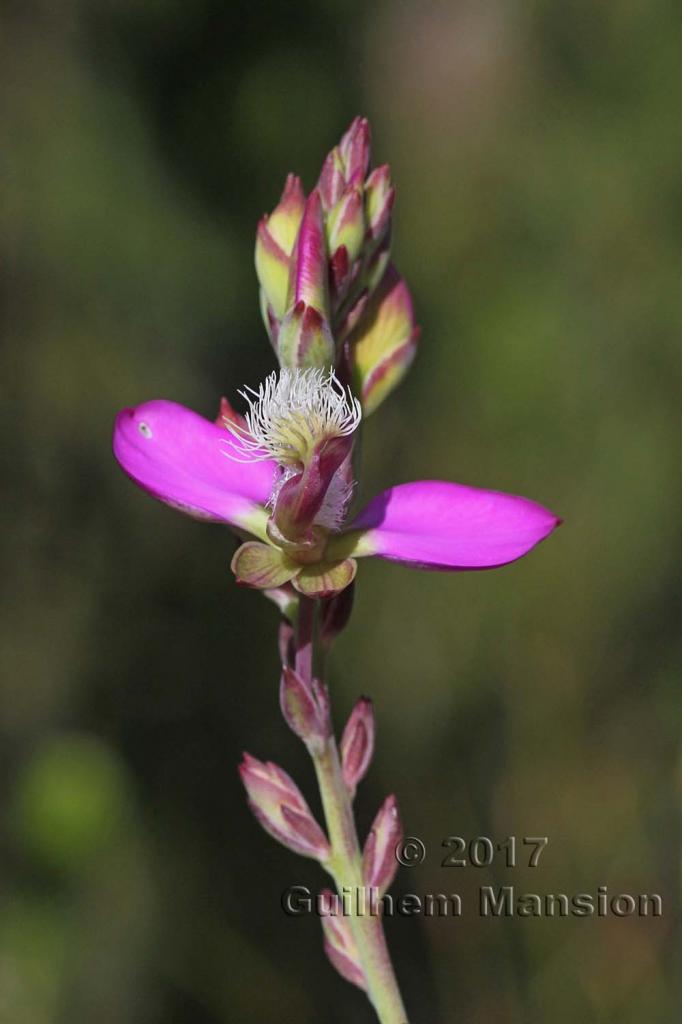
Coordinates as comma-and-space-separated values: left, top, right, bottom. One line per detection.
2, 2, 680, 1022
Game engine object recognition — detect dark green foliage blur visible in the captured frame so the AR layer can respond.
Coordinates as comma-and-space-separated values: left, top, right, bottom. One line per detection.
2, 2, 680, 1022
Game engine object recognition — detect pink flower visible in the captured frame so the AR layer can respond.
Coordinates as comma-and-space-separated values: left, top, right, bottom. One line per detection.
113, 375, 560, 588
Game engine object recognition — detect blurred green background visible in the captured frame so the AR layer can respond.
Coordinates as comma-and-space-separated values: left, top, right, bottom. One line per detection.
2, 1, 680, 1022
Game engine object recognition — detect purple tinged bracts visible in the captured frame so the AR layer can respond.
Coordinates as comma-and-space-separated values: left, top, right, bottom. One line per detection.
327, 185, 366, 266
239, 753, 330, 861
319, 888, 367, 990
318, 116, 371, 211
364, 165, 395, 245
266, 173, 306, 254
363, 795, 401, 895
277, 301, 335, 370
255, 175, 306, 323
340, 697, 375, 798
349, 263, 419, 415
293, 191, 329, 318
339, 116, 371, 187
279, 665, 331, 751
255, 120, 401, 371
255, 118, 411, 382
255, 219, 290, 321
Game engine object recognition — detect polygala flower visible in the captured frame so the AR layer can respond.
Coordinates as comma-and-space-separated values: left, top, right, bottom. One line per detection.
113, 366, 560, 600
112, 116, 562, 1023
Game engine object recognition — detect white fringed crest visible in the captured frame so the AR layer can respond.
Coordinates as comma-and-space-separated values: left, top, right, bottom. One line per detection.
225, 368, 362, 467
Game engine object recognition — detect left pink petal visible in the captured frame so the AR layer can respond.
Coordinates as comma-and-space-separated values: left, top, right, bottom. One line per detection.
340, 481, 561, 570
113, 400, 275, 533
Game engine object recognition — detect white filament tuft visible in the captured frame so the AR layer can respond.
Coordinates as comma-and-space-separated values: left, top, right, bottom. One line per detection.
224, 367, 362, 466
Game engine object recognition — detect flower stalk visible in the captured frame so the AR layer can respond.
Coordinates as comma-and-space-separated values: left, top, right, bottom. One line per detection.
112, 115, 561, 1023
295, 596, 408, 1024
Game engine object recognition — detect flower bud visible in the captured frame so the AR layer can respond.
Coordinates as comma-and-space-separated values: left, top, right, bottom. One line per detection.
277, 301, 335, 371
340, 697, 375, 798
362, 795, 402, 895
349, 264, 419, 415
267, 174, 306, 255
279, 665, 330, 750
327, 185, 366, 266
293, 190, 329, 318
239, 753, 330, 861
339, 116, 371, 185
319, 888, 367, 990
255, 217, 293, 323
364, 165, 395, 244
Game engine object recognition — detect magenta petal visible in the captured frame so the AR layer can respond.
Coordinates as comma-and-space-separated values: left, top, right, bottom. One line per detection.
113, 400, 275, 532
349, 481, 561, 570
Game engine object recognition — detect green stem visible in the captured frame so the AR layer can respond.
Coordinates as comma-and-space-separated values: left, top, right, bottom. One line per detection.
296, 597, 408, 1024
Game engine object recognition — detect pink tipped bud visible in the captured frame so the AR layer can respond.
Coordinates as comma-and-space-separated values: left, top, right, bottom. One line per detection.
239, 753, 330, 861
340, 697, 374, 798
280, 666, 330, 750
267, 174, 306, 256
363, 795, 402, 895
293, 191, 329, 317
255, 218, 291, 320
277, 300, 335, 370
339, 116, 371, 186
327, 185, 366, 266
319, 888, 367, 990
318, 149, 346, 211
349, 263, 419, 415
364, 164, 395, 243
